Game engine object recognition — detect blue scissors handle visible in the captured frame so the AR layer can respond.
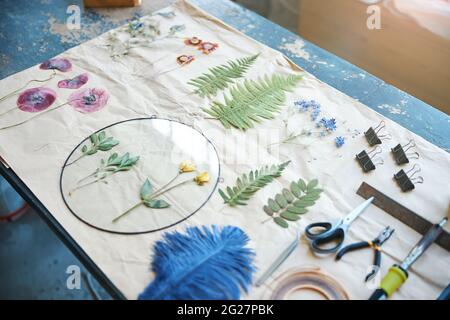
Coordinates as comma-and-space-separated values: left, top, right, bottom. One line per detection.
309, 227, 346, 254
304, 222, 335, 240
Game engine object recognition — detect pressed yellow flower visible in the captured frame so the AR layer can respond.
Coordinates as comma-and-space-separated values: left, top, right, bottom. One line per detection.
194, 172, 210, 185
179, 160, 196, 173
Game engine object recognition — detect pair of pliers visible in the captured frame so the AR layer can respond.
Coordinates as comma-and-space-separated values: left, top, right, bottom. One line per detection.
335, 226, 395, 282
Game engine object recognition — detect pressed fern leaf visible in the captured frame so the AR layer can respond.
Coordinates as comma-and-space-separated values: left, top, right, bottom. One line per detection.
203, 73, 302, 130
264, 178, 323, 228
188, 54, 259, 98
219, 161, 291, 206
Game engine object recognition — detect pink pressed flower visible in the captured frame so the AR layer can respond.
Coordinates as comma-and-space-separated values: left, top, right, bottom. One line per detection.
58, 73, 89, 89
198, 42, 218, 54
184, 37, 202, 46
17, 87, 57, 113
39, 58, 72, 72
69, 88, 109, 113
176, 55, 195, 66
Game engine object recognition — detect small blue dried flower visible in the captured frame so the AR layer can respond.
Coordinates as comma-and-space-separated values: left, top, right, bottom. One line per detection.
335, 136, 345, 148
318, 117, 337, 132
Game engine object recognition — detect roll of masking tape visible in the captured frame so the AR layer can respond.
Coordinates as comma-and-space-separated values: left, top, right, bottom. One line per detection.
269, 266, 349, 300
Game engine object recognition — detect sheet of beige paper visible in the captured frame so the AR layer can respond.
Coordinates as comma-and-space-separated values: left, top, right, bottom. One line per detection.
0, 0, 448, 299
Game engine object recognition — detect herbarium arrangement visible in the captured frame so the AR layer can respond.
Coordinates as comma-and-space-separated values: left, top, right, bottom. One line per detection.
112, 160, 210, 223
264, 178, 323, 228
203, 74, 302, 130
138, 225, 255, 300
105, 11, 185, 59
219, 161, 290, 206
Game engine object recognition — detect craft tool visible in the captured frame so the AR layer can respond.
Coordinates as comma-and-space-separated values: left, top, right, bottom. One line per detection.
356, 146, 383, 172
305, 197, 374, 254
255, 231, 300, 287
364, 120, 391, 146
391, 140, 419, 165
270, 267, 349, 300
437, 283, 450, 300
393, 164, 424, 192
336, 226, 395, 282
369, 218, 447, 300
356, 182, 450, 251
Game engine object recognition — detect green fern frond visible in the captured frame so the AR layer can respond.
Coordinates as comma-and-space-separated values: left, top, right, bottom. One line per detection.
219, 161, 290, 206
202, 73, 302, 130
188, 54, 260, 98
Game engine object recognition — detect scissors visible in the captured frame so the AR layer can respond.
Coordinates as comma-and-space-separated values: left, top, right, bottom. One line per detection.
305, 197, 374, 254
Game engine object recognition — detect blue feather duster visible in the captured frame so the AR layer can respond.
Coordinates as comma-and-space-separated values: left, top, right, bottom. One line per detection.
138, 225, 255, 300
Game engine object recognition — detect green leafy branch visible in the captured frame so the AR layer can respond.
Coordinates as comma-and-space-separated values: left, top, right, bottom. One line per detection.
203, 73, 302, 130
219, 161, 290, 206
188, 54, 260, 98
264, 178, 323, 228
69, 152, 139, 195
66, 131, 119, 166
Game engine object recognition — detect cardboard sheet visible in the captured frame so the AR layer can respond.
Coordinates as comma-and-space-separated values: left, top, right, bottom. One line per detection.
0, 0, 449, 299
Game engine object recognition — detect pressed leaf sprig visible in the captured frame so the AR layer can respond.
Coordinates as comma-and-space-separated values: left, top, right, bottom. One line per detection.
219, 161, 290, 206
112, 161, 210, 223
69, 152, 139, 195
188, 54, 260, 98
263, 178, 323, 228
66, 131, 119, 166
203, 73, 302, 131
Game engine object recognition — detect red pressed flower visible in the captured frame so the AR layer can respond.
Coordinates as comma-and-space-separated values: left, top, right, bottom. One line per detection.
17, 87, 57, 113
58, 73, 89, 89
176, 55, 195, 66
39, 58, 72, 72
198, 42, 218, 54
184, 37, 202, 46
69, 88, 109, 113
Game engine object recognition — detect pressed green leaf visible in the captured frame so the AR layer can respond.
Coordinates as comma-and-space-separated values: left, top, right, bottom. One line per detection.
263, 205, 273, 216
307, 179, 319, 191
275, 194, 288, 209
287, 206, 308, 215
220, 161, 290, 206
98, 131, 106, 141
298, 179, 307, 192
144, 199, 170, 209
81, 145, 88, 153
282, 188, 294, 203
90, 133, 98, 145
203, 73, 303, 130
188, 54, 259, 98
268, 198, 280, 212
274, 217, 288, 228
290, 181, 302, 198
86, 149, 97, 155
140, 179, 153, 200
294, 199, 315, 208
280, 211, 301, 221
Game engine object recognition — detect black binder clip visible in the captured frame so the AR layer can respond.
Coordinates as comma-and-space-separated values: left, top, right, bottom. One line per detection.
391, 140, 419, 165
365, 121, 391, 146
394, 164, 424, 192
356, 146, 383, 172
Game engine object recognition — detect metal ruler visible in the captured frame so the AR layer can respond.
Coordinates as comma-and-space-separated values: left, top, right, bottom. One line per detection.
357, 182, 450, 252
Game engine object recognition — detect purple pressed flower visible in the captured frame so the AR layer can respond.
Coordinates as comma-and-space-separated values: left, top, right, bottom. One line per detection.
58, 73, 89, 89
16, 87, 57, 113
69, 88, 109, 113
39, 58, 72, 72
335, 136, 345, 148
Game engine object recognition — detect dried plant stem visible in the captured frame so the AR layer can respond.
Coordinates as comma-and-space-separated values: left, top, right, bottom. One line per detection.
111, 177, 193, 223
0, 70, 57, 103
65, 153, 87, 167
0, 101, 69, 131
